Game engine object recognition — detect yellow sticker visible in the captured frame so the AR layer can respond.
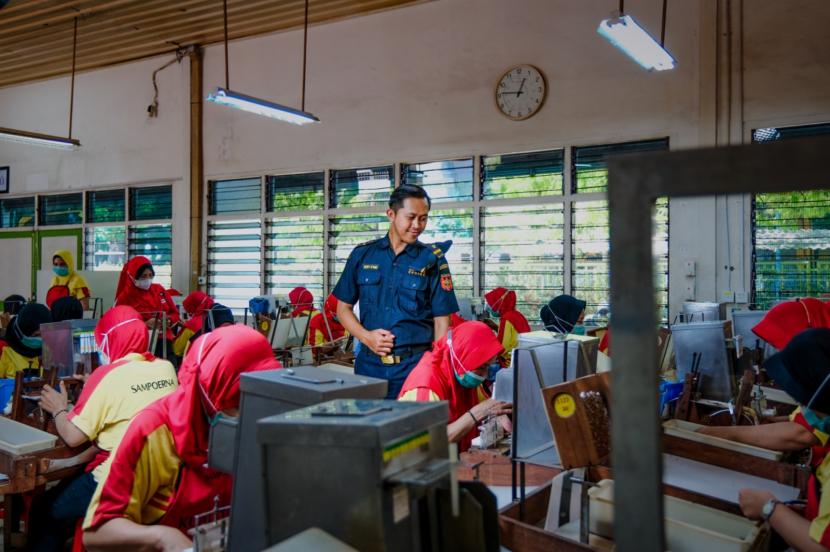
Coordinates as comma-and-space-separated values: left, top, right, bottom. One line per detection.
554, 393, 576, 418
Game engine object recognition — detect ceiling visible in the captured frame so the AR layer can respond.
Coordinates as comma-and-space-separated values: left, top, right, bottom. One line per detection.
0, 0, 428, 89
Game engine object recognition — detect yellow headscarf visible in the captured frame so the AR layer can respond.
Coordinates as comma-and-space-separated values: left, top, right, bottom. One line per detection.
49, 249, 90, 300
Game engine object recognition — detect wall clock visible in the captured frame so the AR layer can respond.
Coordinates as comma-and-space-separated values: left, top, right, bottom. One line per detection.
495, 64, 547, 120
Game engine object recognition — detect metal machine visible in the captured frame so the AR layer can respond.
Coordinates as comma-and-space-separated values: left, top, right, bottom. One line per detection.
257, 399, 499, 552
219, 366, 388, 552
672, 321, 733, 401
40, 319, 99, 378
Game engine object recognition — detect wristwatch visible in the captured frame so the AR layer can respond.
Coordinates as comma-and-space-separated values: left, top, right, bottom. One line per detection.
761, 499, 780, 522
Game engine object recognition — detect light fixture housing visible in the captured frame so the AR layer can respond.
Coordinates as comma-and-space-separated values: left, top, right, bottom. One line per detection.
206, 88, 319, 125
0, 126, 81, 149
597, 15, 676, 71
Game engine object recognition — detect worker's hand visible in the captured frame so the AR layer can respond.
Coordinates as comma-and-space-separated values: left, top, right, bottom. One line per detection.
695, 426, 716, 435
738, 488, 776, 520
72, 373, 90, 383
471, 399, 512, 421
39, 381, 69, 416
145, 318, 158, 329
151, 525, 193, 552
362, 329, 395, 356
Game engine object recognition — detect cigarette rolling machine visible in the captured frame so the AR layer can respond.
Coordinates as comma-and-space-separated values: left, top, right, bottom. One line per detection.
257, 399, 499, 552
220, 366, 387, 552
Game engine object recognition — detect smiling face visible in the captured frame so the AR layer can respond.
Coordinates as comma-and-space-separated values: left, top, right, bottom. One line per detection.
387, 197, 430, 245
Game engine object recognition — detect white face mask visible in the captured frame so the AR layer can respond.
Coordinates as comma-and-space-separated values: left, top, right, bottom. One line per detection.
134, 278, 153, 290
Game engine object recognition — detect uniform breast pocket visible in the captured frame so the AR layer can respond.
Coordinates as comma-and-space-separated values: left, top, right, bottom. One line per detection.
398, 274, 428, 315
357, 269, 382, 305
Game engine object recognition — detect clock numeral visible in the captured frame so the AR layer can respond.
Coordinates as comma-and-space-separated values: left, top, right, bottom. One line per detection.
536, 77, 540, 82
499, 82, 505, 88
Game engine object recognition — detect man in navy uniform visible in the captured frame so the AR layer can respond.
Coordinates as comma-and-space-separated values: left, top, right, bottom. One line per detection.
334, 184, 459, 399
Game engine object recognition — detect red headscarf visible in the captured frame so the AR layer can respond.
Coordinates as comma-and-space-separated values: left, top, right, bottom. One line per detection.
752, 298, 830, 350
485, 287, 531, 343
94, 305, 151, 362
288, 287, 315, 317
114, 256, 180, 331
399, 321, 504, 452
308, 294, 345, 347
181, 291, 215, 333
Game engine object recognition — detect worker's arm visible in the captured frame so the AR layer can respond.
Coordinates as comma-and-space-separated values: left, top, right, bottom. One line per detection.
697, 421, 818, 452
84, 518, 192, 552
433, 315, 450, 342
740, 489, 830, 552
446, 399, 512, 444
336, 300, 394, 356
40, 381, 89, 448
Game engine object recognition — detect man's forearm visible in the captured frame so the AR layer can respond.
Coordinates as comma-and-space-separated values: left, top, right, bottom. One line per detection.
433, 315, 450, 341
337, 301, 367, 343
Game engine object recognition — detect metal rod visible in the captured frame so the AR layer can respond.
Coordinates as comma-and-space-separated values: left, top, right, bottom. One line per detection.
68, 17, 78, 139
660, 0, 668, 47
301, 0, 309, 112
223, 0, 230, 89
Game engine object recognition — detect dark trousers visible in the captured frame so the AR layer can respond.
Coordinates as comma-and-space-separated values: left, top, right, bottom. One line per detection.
28, 471, 97, 552
356, 350, 425, 400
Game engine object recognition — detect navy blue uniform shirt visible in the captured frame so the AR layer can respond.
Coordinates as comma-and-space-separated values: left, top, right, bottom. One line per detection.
333, 235, 459, 349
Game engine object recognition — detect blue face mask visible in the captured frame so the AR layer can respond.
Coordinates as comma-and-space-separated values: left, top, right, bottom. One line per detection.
52, 266, 70, 277
487, 362, 501, 381
455, 369, 486, 389
21, 335, 43, 349
572, 325, 586, 335
801, 407, 830, 435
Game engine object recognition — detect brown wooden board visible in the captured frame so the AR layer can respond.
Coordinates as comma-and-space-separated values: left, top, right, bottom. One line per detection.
541, 372, 611, 469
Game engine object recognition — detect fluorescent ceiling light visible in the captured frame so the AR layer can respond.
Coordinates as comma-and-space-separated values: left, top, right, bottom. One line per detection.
597, 15, 676, 71
0, 126, 81, 149
207, 88, 319, 126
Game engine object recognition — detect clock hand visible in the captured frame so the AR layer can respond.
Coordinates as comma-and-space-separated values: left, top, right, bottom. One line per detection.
498, 90, 521, 96
516, 78, 527, 97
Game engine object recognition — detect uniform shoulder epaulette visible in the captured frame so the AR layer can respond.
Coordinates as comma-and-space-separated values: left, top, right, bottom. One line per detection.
353, 237, 384, 250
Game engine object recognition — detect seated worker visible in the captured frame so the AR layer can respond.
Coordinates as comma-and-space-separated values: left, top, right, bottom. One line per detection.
288, 286, 317, 318
173, 291, 215, 357
179, 303, 235, 358
399, 321, 512, 452
47, 249, 92, 310
541, 294, 587, 334
50, 296, 84, 323
83, 325, 282, 551
308, 294, 347, 352
485, 287, 531, 367
114, 256, 181, 362
32, 306, 178, 551
737, 328, 830, 551
0, 302, 50, 378
752, 297, 830, 351
0, 293, 26, 338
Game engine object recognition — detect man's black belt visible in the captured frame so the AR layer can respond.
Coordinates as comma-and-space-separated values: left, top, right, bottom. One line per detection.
379, 343, 431, 365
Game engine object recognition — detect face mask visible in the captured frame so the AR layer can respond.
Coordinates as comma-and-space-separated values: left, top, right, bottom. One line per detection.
572, 325, 586, 336
134, 278, 153, 290
98, 317, 142, 363
487, 362, 501, 381
53, 266, 70, 277
485, 306, 498, 319
21, 335, 43, 349
99, 351, 110, 366
447, 329, 486, 389
802, 406, 830, 435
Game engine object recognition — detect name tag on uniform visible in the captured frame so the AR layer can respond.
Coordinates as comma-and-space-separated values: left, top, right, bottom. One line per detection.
407, 267, 426, 277
362, 264, 379, 270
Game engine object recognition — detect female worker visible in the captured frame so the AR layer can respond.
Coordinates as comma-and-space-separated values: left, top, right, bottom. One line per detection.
33, 306, 178, 551
0, 302, 50, 378
114, 256, 181, 362
751, 297, 830, 351
307, 294, 346, 352
50, 296, 84, 323
46, 249, 91, 310
398, 321, 511, 452
83, 325, 282, 551
540, 294, 587, 335
288, 286, 320, 346
173, 291, 215, 357
0, 294, 26, 338
484, 287, 530, 367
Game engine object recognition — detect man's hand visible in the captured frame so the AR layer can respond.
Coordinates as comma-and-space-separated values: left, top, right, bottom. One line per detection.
471, 399, 512, 421
362, 329, 395, 356
738, 488, 776, 520
151, 525, 193, 552
40, 381, 69, 416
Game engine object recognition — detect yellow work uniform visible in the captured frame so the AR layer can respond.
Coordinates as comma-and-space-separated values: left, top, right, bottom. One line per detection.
0, 346, 39, 378
50, 249, 92, 302
68, 353, 177, 481
172, 327, 195, 357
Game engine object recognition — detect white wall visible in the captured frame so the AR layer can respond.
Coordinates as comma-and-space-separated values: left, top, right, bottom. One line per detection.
1, 0, 829, 316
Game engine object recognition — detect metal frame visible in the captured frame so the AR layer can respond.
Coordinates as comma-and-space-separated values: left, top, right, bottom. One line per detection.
607, 134, 830, 551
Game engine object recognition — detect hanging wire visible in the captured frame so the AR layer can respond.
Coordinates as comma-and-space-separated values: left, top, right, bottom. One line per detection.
68, 17, 78, 139
619, 0, 624, 15
660, 0, 668, 46
301, 0, 309, 111
222, 0, 230, 89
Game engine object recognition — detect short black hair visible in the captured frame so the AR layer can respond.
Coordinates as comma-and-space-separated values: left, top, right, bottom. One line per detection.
389, 184, 431, 212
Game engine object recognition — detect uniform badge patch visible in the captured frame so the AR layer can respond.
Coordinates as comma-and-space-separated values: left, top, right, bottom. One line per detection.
441, 274, 453, 291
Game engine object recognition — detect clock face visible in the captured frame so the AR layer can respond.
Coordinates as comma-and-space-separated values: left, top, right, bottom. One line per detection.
495, 65, 547, 120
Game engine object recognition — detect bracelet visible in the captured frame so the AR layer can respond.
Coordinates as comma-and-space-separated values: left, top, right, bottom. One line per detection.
54, 407, 71, 418
467, 410, 479, 425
